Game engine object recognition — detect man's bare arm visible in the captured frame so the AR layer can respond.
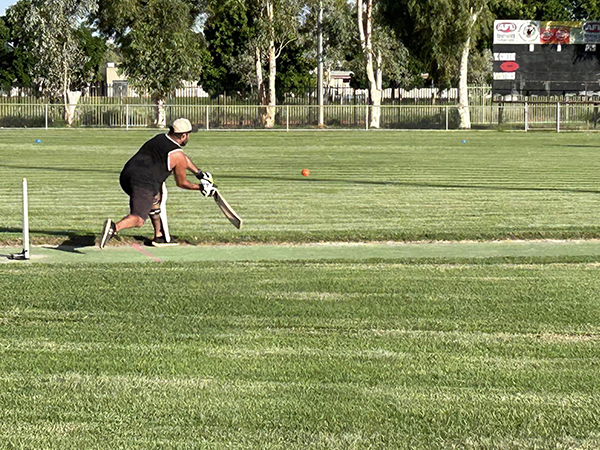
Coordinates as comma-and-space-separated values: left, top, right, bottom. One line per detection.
169, 152, 200, 190
185, 155, 199, 174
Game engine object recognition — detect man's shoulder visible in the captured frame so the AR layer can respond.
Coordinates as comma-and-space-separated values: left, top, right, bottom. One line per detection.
149, 133, 169, 144
142, 133, 179, 150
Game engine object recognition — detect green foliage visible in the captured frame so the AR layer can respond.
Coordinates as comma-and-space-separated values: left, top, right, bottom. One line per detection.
30, 0, 98, 96
276, 40, 315, 99
199, 0, 256, 96
74, 26, 108, 85
502, 0, 576, 20
0, 18, 13, 91
116, 0, 204, 101
92, 0, 204, 102
379, 0, 512, 89
200, 0, 317, 100
303, 0, 418, 92
468, 48, 493, 85
498, 0, 600, 20
2, 0, 100, 99
1, 2, 36, 91
574, 0, 600, 18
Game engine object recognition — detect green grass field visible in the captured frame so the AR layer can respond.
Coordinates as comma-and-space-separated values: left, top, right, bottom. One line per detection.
1, 130, 600, 449
2, 129, 600, 243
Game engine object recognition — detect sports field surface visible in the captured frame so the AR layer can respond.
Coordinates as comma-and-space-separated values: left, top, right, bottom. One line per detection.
2, 129, 600, 244
1, 130, 600, 448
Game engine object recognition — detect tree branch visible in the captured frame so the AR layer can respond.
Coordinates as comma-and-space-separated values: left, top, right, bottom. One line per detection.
275, 36, 297, 59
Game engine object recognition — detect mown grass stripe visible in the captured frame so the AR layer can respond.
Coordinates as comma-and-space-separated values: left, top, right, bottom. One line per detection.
4, 130, 600, 243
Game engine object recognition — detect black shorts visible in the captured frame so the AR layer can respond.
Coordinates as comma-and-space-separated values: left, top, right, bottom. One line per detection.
119, 176, 160, 221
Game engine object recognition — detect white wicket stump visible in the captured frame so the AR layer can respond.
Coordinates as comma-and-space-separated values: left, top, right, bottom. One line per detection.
10, 178, 30, 260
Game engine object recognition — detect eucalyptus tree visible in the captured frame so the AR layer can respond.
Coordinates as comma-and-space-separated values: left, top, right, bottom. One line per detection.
199, 0, 256, 97
357, 0, 386, 127
0, 19, 16, 92
93, 0, 204, 127
381, 0, 507, 129
251, 0, 305, 127
355, 0, 416, 127
203, 0, 304, 127
501, 0, 600, 19
5, 0, 99, 125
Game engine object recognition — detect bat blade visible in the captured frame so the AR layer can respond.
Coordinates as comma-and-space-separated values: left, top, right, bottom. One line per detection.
159, 182, 171, 242
214, 190, 243, 229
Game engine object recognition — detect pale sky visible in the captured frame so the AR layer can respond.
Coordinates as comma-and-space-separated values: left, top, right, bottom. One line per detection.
0, 0, 17, 17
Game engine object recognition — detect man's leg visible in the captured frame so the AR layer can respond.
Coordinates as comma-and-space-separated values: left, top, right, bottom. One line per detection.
116, 214, 145, 231
149, 207, 162, 240
149, 185, 167, 241
100, 185, 154, 249
149, 184, 177, 247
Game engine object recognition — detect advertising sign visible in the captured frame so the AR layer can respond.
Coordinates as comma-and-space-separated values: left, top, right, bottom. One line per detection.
494, 20, 600, 44
494, 20, 540, 44
583, 21, 600, 43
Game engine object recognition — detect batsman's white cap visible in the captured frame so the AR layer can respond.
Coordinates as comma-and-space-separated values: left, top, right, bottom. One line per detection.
171, 118, 193, 133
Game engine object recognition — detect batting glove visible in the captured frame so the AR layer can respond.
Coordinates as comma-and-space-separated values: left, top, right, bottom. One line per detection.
195, 171, 214, 184
199, 179, 217, 197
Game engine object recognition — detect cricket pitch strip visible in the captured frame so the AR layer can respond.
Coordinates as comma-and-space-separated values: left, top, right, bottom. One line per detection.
3, 240, 600, 264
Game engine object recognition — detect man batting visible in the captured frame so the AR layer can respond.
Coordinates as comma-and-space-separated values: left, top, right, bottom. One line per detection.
99, 118, 216, 248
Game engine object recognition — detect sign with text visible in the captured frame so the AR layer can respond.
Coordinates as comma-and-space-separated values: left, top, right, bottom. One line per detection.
494, 20, 600, 45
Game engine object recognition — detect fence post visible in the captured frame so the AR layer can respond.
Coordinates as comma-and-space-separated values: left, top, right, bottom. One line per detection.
206, 106, 210, 131
365, 105, 369, 130
45, 104, 48, 130
126, 104, 129, 130
524, 102, 529, 132
556, 102, 560, 133
286, 105, 289, 132
445, 106, 449, 131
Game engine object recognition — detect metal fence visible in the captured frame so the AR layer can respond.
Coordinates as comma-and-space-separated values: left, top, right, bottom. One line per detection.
3, 85, 494, 106
0, 102, 599, 131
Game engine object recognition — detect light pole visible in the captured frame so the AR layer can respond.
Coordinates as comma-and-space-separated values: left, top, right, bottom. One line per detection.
317, 0, 324, 127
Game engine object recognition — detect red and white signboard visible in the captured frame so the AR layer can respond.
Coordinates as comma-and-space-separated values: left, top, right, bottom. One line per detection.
494, 20, 600, 44
494, 20, 540, 44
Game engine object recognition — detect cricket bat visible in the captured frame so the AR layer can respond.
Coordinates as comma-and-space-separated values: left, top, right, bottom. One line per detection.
214, 189, 243, 229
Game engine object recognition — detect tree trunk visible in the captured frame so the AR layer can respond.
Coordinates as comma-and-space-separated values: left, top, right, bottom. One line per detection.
256, 47, 266, 106
256, 46, 269, 128
62, 43, 75, 126
457, 7, 482, 130
370, 51, 383, 128
65, 91, 81, 126
264, 0, 276, 129
155, 97, 167, 128
457, 35, 471, 130
357, 0, 382, 129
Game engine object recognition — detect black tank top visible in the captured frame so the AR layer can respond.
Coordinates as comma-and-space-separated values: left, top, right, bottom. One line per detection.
121, 134, 182, 194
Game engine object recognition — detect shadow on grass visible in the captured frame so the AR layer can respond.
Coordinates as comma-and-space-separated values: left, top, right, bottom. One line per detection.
0, 227, 158, 255
2, 163, 600, 196
220, 175, 600, 195
52, 234, 97, 254
0, 163, 118, 175
563, 145, 600, 148
0, 227, 97, 254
